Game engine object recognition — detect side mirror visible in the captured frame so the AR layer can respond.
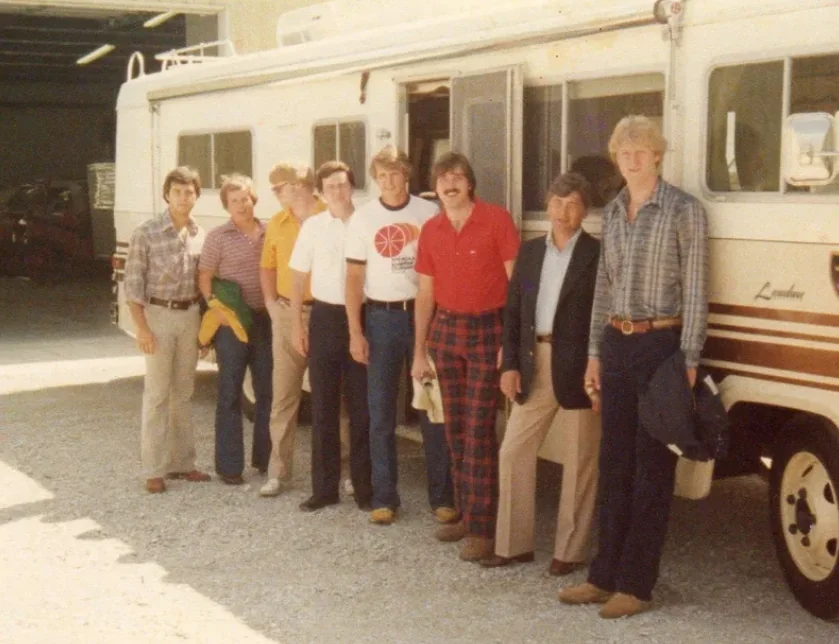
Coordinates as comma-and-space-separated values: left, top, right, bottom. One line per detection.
782, 112, 839, 186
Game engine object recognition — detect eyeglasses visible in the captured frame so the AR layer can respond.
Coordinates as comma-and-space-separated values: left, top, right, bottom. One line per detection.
271, 182, 297, 194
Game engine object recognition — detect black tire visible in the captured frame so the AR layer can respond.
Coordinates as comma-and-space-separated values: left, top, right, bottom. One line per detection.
769, 415, 839, 620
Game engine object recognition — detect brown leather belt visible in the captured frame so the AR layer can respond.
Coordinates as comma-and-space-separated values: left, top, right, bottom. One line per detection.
149, 296, 198, 311
367, 298, 415, 311
610, 316, 682, 335
277, 295, 314, 307
536, 334, 552, 343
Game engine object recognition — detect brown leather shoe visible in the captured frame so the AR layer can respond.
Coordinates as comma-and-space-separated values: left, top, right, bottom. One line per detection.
599, 592, 652, 619
167, 470, 211, 482
549, 559, 585, 576
479, 552, 535, 568
459, 536, 494, 562
435, 521, 467, 542
218, 474, 245, 485
558, 582, 614, 605
145, 478, 166, 494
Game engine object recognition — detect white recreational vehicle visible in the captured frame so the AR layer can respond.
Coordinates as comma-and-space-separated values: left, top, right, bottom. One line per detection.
111, 0, 839, 619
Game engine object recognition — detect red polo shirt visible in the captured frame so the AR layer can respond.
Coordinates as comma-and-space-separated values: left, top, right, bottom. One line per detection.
415, 199, 519, 313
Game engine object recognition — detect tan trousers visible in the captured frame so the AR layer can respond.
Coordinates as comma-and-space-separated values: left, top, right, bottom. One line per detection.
267, 300, 351, 481
495, 343, 601, 562
141, 304, 200, 479
267, 300, 308, 481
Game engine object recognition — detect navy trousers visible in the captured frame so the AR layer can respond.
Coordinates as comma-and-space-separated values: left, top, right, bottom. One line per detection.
588, 325, 680, 601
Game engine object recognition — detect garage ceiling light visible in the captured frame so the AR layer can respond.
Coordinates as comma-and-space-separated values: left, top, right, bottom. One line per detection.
76, 44, 116, 66
143, 11, 178, 28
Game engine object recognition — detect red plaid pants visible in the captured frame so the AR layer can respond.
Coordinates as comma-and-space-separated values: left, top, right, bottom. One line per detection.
428, 308, 502, 538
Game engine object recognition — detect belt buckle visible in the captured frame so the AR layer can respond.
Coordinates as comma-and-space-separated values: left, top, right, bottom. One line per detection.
620, 319, 634, 335
402, 300, 409, 311
167, 300, 174, 310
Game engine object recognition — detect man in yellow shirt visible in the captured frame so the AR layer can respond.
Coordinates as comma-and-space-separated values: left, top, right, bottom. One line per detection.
259, 163, 327, 496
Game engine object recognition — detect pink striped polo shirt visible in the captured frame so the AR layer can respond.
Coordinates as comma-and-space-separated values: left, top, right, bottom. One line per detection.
199, 219, 266, 310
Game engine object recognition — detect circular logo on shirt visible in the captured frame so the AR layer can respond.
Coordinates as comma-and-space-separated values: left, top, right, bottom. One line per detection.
374, 223, 420, 258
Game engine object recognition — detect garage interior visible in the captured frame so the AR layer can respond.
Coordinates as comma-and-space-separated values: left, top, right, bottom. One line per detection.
0, 4, 218, 274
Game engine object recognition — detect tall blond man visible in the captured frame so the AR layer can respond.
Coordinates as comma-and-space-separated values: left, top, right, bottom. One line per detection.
258, 163, 327, 497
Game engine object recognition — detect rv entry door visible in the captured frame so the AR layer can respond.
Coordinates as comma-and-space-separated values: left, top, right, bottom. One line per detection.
451, 67, 523, 229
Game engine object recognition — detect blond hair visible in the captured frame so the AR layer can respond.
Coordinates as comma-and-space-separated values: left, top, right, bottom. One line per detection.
608, 115, 667, 165
268, 162, 314, 190
369, 144, 412, 179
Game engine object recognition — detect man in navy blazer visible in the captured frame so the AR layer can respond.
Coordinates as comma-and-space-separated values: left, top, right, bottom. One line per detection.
480, 172, 602, 576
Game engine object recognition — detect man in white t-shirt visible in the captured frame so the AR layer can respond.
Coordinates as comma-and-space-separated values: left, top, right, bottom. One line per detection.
289, 161, 372, 513
345, 145, 454, 526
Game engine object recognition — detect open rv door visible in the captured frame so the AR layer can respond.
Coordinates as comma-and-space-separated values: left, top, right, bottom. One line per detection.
451, 67, 523, 229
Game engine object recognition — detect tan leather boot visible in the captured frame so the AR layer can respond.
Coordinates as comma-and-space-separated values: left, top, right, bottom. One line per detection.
459, 536, 494, 561
435, 521, 467, 542
598, 592, 652, 619
557, 582, 614, 605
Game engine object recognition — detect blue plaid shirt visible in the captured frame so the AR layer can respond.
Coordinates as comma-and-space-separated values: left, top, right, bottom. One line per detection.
588, 179, 709, 367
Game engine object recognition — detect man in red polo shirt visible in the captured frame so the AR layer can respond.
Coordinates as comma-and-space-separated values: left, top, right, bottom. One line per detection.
412, 152, 520, 561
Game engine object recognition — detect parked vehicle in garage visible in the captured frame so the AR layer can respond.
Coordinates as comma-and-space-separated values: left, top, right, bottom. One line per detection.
0, 179, 97, 280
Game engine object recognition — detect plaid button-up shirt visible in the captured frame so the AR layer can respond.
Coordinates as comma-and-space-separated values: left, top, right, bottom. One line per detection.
123, 210, 205, 304
588, 179, 709, 367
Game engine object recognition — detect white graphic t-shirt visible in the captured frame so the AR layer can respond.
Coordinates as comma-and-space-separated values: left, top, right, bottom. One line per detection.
344, 195, 439, 301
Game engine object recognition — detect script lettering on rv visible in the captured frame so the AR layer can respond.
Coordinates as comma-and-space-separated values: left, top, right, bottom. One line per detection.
832, 252, 839, 296
754, 282, 805, 301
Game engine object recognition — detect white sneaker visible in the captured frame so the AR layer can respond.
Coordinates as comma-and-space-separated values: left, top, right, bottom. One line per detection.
342, 478, 355, 498
259, 478, 282, 497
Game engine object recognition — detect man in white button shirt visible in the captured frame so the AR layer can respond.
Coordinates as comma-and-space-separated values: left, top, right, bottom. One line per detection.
289, 161, 372, 512
345, 145, 455, 526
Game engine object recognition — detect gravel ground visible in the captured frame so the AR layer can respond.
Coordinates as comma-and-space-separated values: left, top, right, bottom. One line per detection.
1, 277, 838, 642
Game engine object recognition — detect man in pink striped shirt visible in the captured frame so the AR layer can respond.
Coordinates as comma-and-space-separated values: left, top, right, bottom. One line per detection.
199, 174, 273, 485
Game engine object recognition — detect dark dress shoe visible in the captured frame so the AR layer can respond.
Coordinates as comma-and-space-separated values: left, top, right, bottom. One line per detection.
167, 470, 211, 482
479, 552, 535, 568
299, 496, 340, 512
355, 499, 373, 511
549, 559, 585, 576
218, 474, 245, 485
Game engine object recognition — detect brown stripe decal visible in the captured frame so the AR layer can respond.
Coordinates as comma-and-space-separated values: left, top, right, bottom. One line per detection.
707, 323, 839, 345
703, 335, 839, 379
709, 302, 839, 328
116, 241, 129, 248
704, 366, 839, 394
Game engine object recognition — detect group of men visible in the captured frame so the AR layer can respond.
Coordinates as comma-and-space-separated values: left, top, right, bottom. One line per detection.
123, 114, 708, 618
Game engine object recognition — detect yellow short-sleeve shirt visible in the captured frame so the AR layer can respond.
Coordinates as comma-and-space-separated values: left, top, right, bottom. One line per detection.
260, 198, 327, 300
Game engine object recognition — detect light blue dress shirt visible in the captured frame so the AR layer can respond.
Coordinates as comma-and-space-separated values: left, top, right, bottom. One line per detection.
534, 229, 581, 334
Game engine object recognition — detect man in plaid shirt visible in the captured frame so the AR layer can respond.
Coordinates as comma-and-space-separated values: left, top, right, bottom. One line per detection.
123, 166, 211, 494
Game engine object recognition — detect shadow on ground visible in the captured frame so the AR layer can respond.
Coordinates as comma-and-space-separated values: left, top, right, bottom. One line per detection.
1, 371, 835, 643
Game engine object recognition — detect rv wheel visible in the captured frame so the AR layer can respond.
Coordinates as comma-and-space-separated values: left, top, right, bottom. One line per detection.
769, 416, 839, 620
242, 368, 256, 421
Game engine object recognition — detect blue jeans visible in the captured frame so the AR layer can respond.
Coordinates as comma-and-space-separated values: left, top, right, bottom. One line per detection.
366, 306, 453, 511
214, 309, 273, 477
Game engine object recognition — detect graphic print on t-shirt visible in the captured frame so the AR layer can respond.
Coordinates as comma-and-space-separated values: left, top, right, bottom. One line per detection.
374, 223, 420, 272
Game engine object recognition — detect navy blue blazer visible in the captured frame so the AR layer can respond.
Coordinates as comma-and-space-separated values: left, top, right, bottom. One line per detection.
502, 230, 600, 409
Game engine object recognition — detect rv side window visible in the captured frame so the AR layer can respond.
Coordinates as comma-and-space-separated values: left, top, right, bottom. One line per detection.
523, 85, 562, 216
522, 73, 664, 216
177, 130, 253, 190
313, 121, 367, 190
567, 74, 664, 208
706, 62, 783, 193
788, 53, 839, 193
